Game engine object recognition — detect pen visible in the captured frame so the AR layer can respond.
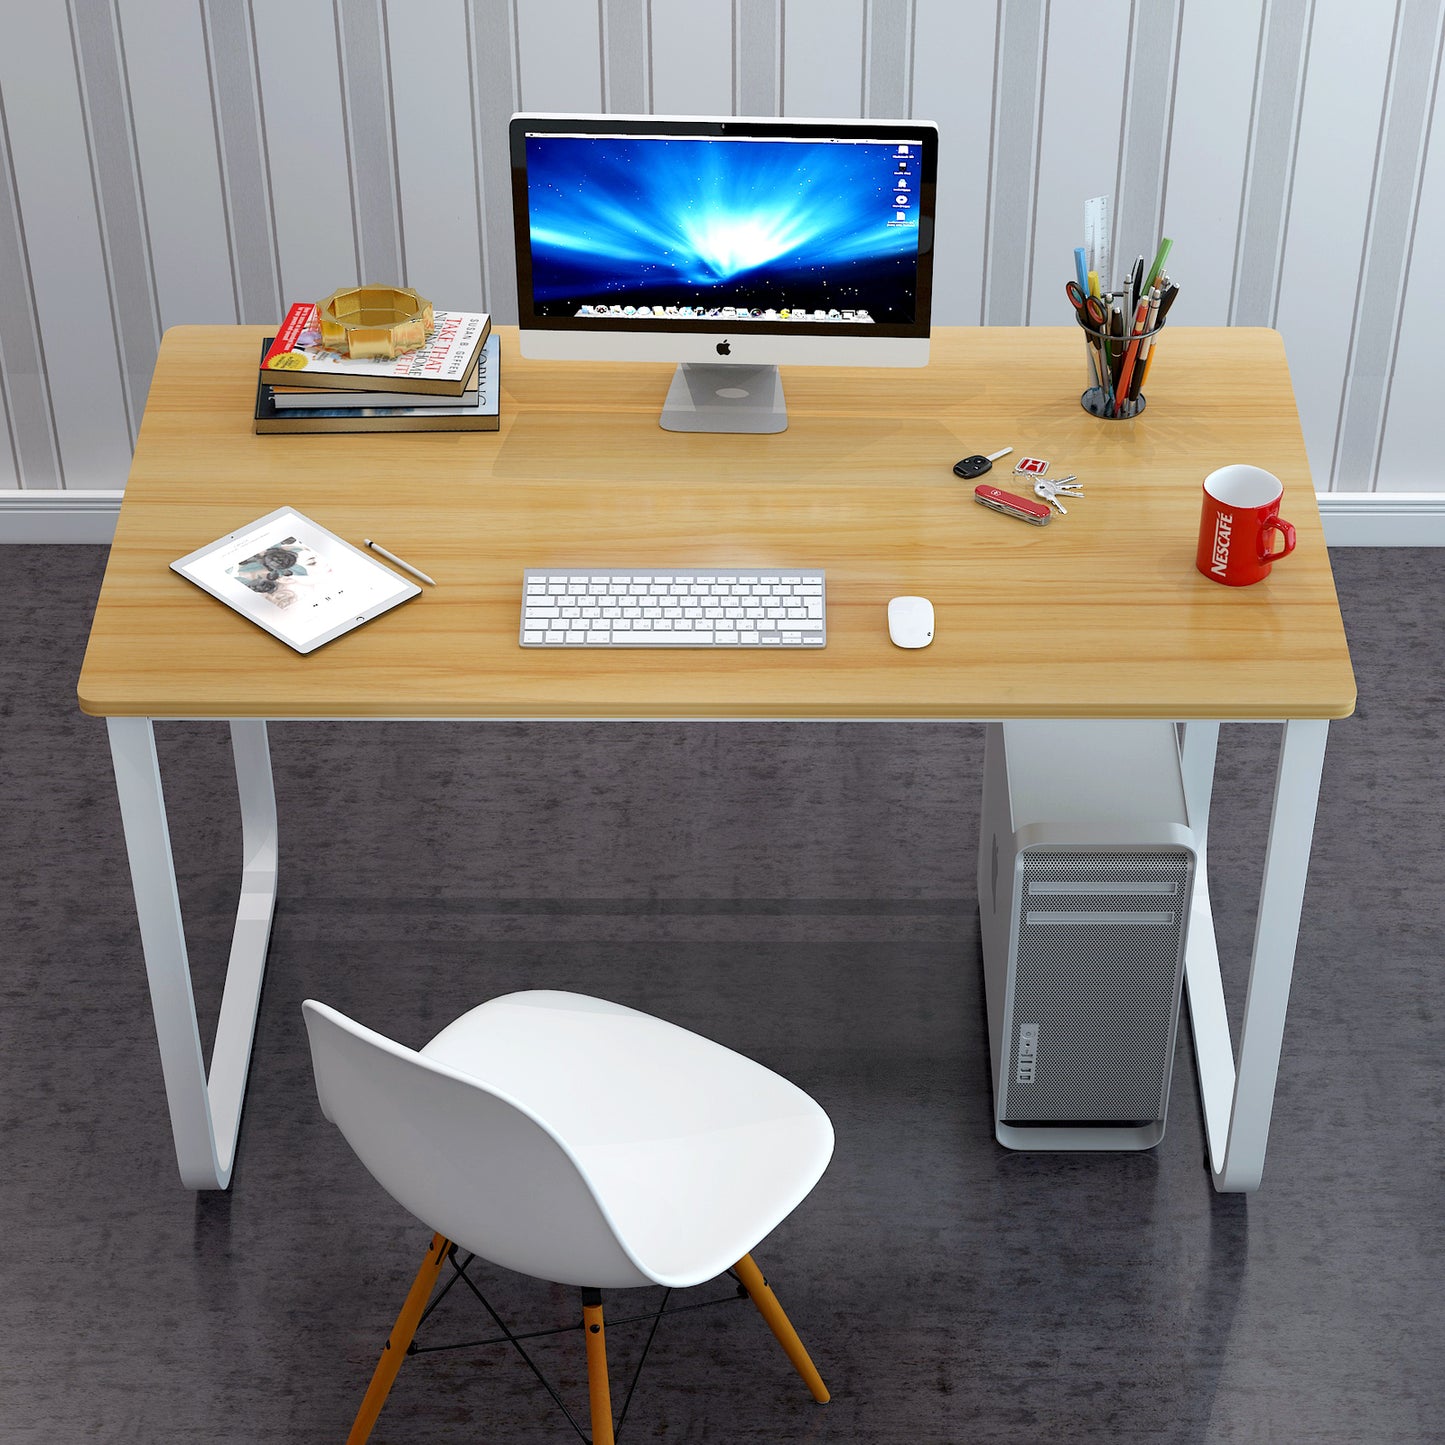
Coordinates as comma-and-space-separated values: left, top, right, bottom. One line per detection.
1114, 294, 1152, 404
1097, 325, 1118, 413
1138, 282, 1179, 389
1109, 297, 1125, 381
364, 539, 436, 586
1129, 285, 1162, 402
1154, 280, 1180, 324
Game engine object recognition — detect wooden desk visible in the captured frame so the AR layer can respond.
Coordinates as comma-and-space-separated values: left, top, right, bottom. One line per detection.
80, 326, 1355, 1190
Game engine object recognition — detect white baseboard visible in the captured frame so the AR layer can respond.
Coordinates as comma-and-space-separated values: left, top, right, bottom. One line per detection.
0, 490, 124, 543
1316, 493, 1445, 546
4, 488, 1445, 547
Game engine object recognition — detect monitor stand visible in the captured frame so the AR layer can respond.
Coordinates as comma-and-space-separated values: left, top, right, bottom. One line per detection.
659, 363, 788, 434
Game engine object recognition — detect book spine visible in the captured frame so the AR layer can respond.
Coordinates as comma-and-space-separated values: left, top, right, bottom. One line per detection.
270, 303, 316, 358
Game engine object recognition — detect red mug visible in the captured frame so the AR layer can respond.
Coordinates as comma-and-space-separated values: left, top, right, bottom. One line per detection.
1196, 465, 1296, 586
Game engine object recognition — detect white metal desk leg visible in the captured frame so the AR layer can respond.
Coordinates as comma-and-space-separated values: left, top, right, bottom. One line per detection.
1184, 719, 1329, 1192
1180, 724, 1235, 1166
107, 717, 278, 1189
209, 720, 279, 1170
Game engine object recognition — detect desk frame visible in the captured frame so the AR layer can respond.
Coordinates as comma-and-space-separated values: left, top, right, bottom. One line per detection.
109, 717, 276, 1190
109, 711, 1327, 1194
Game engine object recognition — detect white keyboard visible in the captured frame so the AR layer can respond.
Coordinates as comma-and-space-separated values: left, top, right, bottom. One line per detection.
520, 568, 827, 647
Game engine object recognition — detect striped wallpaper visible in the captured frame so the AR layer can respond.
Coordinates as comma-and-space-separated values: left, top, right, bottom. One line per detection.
0, 0, 1442, 494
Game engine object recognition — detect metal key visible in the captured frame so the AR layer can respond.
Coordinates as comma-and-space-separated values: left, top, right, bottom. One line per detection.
1034, 482, 1066, 514
1034, 477, 1081, 514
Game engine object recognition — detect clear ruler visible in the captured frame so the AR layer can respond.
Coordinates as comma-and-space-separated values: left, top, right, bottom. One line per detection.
1084, 195, 1111, 292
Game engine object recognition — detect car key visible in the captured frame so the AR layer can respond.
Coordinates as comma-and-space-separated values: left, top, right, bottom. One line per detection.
953, 447, 1012, 479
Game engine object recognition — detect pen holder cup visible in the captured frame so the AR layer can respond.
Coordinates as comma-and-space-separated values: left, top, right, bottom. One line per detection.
1079, 321, 1165, 420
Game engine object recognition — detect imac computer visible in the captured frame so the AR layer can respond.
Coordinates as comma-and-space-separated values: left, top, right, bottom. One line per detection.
509, 113, 937, 433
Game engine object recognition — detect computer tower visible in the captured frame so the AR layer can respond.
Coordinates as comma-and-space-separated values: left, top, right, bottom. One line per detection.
977, 721, 1197, 1150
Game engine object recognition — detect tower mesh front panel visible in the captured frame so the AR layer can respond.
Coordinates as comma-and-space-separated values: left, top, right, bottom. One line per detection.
1002, 851, 1191, 1123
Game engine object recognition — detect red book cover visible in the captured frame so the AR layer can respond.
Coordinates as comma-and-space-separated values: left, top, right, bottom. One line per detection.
259, 304, 490, 395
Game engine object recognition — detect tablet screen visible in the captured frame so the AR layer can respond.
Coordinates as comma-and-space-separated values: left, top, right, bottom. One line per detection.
173, 508, 419, 652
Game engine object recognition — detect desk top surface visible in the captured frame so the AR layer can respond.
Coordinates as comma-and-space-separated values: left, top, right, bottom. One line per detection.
79, 325, 1355, 721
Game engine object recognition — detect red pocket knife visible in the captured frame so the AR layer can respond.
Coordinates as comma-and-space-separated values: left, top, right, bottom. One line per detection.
973, 484, 1053, 526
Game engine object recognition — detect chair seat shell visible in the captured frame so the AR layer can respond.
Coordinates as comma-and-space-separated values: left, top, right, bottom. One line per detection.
304, 991, 833, 1289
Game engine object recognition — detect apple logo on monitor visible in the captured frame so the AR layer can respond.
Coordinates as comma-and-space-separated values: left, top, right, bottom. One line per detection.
716, 340, 731, 356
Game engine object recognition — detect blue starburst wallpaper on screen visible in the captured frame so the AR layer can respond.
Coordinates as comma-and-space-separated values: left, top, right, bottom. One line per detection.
524, 137, 921, 320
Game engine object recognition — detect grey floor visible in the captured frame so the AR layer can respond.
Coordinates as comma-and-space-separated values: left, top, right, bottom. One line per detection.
2, 545, 1441, 1444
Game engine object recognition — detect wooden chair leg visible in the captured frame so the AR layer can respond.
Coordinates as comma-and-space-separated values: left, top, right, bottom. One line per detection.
581, 1287, 615, 1445
733, 1253, 830, 1403
345, 1233, 452, 1445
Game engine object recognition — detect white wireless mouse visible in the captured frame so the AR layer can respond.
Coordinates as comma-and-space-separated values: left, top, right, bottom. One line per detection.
888, 595, 934, 649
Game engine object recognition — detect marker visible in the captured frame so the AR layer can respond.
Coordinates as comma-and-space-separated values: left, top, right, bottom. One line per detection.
364, 539, 435, 585
1144, 236, 1173, 291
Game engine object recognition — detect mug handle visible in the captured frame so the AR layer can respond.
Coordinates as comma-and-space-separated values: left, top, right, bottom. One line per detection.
1262, 517, 1296, 560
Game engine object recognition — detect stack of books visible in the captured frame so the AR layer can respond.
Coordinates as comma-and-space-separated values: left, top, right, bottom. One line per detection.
254, 302, 497, 433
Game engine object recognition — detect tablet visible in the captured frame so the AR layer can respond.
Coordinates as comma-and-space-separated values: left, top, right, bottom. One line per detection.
171, 507, 422, 654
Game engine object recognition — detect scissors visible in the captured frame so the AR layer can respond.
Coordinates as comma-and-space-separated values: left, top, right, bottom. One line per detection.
1065, 280, 1109, 332
1066, 281, 1114, 395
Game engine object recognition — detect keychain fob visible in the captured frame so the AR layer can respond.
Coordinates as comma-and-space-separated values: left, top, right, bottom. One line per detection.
953, 455, 993, 479
953, 446, 1012, 480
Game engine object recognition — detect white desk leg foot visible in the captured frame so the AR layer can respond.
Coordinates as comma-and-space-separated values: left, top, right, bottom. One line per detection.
1183, 719, 1329, 1192
108, 718, 278, 1189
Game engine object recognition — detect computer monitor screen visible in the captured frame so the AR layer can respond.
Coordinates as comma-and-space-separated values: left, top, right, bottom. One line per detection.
509, 113, 937, 432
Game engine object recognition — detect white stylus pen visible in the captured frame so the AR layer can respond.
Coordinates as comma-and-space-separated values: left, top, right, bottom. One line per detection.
364, 539, 436, 586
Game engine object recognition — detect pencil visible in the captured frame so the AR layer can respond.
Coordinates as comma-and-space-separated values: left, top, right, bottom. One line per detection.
1114, 296, 1152, 407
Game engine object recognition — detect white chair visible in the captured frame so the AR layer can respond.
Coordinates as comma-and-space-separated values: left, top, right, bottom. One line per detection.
302, 990, 834, 1444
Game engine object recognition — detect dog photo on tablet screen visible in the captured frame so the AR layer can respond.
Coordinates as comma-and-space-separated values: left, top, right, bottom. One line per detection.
227, 536, 330, 612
